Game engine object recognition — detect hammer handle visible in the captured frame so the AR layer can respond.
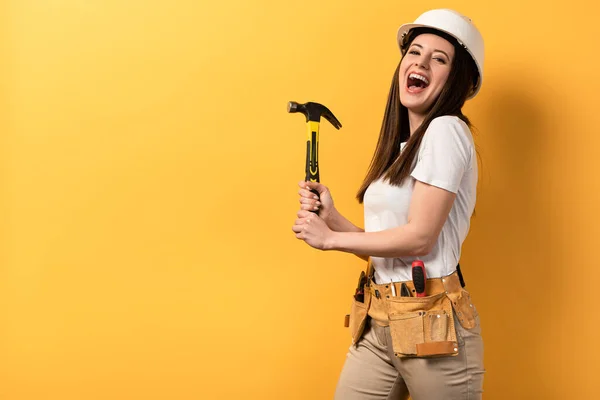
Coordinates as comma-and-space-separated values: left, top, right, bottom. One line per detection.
305, 121, 320, 182
304, 144, 320, 214
305, 120, 321, 215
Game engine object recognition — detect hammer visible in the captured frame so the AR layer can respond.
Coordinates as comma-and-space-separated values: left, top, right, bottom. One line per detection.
287, 101, 342, 213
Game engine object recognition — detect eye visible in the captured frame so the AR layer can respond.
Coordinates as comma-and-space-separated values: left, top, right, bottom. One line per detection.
433, 57, 447, 64
408, 49, 420, 55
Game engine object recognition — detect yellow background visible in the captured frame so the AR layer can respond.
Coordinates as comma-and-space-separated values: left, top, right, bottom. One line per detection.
2, 1, 599, 399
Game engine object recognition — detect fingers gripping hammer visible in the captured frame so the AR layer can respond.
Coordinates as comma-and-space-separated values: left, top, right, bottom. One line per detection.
287, 101, 342, 213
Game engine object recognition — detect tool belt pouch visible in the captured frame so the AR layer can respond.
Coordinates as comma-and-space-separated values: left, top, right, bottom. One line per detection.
446, 288, 477, 330
388, 292, 458, 358
348, 291, 371, 346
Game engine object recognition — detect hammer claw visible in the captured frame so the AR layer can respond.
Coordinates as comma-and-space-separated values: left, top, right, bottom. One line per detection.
323, 112, 342, 130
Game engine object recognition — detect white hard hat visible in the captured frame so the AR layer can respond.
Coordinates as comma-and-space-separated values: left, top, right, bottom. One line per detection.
397, 9, 484, 99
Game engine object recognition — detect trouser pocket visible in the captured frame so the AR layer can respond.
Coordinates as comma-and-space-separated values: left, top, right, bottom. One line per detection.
388, 292, 458, 358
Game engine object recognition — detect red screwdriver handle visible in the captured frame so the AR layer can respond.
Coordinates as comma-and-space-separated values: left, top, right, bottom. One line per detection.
412, 260, 427, 297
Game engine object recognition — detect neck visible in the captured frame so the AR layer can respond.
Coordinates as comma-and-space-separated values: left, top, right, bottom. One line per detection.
408, 111, 425, 135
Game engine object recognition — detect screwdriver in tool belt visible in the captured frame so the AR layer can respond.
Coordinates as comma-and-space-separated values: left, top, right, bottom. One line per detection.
412, 260, 427, 297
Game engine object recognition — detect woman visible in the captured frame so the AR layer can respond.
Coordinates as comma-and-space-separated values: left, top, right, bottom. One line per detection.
292, 9, 486, 400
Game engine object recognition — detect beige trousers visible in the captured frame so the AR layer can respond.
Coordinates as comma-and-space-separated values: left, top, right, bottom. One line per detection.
334, 312, 485, 399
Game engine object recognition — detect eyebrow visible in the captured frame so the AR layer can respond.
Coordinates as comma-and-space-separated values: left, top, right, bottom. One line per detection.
410, 43, 451, 60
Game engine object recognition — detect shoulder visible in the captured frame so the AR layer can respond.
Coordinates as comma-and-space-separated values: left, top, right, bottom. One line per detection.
427, 115, 472, 137
423, 116, 474, 148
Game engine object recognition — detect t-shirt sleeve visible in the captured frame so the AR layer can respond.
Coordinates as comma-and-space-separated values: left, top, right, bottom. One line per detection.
410, 116, 473, 193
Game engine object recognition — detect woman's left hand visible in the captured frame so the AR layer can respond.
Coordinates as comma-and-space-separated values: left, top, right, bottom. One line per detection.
292, 210, 334, 250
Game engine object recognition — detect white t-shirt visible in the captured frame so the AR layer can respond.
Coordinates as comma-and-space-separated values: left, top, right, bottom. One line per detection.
364, 115, 477, 283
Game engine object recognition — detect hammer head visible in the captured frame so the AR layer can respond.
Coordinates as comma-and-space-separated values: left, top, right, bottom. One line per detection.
287, 101, 342, 130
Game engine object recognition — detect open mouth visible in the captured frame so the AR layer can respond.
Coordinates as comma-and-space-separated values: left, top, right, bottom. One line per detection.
407, 73, 430, 92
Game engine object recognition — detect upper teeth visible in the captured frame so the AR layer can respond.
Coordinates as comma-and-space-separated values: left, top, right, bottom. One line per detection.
409, 73, 429, 84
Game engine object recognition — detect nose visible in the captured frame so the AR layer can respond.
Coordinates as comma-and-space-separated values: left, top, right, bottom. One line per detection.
415, 55, 430, 70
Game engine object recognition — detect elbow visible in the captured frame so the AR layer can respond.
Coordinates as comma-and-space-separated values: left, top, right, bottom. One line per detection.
389, 224, 437, 257
411, 242, 432, 257
409, 235, 435, 257
402, 222, 437, 257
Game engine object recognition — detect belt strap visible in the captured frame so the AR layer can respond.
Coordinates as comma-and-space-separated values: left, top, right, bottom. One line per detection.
456, 263, 466, 288
367, 259, 466, 288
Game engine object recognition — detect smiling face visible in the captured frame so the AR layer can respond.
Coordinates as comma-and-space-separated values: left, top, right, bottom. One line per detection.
399, 33, 455, 117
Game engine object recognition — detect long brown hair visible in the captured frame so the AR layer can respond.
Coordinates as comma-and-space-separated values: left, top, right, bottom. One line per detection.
356, 28, 479, 203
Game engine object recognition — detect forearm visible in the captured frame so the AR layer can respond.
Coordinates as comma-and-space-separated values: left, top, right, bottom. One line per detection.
322, 208, 369, 261
326, 223, 430, 258
323, 208, 364, 233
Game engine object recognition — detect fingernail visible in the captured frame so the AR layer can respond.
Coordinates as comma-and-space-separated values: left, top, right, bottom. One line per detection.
315, 201, 321, 206
313, 195, 318, 200
313, 206, 318, 210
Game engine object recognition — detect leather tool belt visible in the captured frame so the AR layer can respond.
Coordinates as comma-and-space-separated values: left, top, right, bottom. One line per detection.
346, 264, 477, 358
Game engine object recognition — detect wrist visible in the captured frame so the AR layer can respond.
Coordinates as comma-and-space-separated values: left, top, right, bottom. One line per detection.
324, 230, 341, 251
320, 206, 339, 226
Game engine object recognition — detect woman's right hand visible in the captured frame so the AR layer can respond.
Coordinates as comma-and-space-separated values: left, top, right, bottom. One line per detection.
298, 181, 336, 223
